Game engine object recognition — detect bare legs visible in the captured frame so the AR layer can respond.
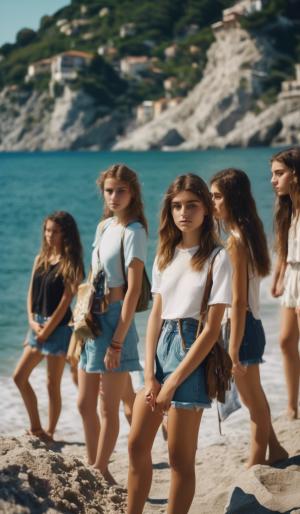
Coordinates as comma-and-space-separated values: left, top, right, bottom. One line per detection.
46, 355, 66, 437
127, 390, 202, 514
13, 346, 44, 432
235, 365, 287, 467
122, 373, 136, 425
77, 369, 101, 464
94, 372, 129, 482
279, 307, 300, 419
13, 346, 66, 439
78, 369, 132, 483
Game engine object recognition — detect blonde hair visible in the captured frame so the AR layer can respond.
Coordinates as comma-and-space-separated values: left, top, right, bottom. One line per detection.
97, 164, 148, 232
157, 173, 219, 271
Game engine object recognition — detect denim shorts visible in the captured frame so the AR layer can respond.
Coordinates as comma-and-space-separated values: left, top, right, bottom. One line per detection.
79, 301, 142, 373
155, 318, 211, 410
239, 311, 266, 365
26, 314, 72, 356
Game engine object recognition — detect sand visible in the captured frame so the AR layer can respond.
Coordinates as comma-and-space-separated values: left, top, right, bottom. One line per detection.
1, 416, 299, 514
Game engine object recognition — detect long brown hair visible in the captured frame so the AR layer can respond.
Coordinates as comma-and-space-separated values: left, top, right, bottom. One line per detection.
271, 147, 300, 261
36, 211, 84, 290
157, 173, 219, 271
210, 168, 270, 277
97, 164, 148, 232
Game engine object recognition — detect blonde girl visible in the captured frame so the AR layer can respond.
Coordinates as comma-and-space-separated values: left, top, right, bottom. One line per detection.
127, 174, 231, 514
211, 168, 287, 467
13, 211, 84, 441
77, 164, 147, 484
270, 147, 300, 420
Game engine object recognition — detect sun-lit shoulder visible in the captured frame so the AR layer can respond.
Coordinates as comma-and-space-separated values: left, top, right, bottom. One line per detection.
227, 234, 248, 265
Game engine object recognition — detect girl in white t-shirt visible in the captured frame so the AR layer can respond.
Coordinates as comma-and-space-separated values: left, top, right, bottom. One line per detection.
77, 164, 147, 485
127, 174, 231, 514
270, 147, 300, 421
211, 168, 287, 467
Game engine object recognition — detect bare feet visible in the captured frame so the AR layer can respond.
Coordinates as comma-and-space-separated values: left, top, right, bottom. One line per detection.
287, 408, 298, 421
94, 466, 117, 486
26, 429, 53, 443
268, 445, 289, 466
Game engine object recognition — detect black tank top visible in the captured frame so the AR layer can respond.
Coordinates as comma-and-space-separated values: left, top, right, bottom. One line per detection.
31, 263, 72, 325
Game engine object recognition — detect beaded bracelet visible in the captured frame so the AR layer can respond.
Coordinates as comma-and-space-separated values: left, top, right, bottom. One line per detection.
109, 345, 122, 353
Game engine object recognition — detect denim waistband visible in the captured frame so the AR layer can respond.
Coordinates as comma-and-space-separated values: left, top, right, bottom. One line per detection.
163, 318, 198, 332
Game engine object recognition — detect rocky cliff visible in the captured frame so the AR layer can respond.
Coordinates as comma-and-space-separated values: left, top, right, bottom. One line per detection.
0, 86, 124, 151
114, 26, 300, 150
1, 26, 299, 151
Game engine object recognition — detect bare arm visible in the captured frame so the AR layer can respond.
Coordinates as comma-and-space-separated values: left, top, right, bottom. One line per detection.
155, 303, 226, 412
228, 239, 248, 375
144, 293, 163, 409
27, 255, 42, 334
104, 258, 144, 371
271, 256, 286, 297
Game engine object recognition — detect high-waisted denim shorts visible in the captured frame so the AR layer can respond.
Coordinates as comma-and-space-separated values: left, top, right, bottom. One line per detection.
238, 311, 266, 365
79, 301, 142, 373
155, 318, 211, 410
26, 314, 72, 356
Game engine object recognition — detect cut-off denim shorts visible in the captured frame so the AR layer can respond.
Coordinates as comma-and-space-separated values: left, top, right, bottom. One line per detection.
222, 311, 265, 366
26, 313, 72, 356
155, 318, 211, 410
79, 300, 142, 373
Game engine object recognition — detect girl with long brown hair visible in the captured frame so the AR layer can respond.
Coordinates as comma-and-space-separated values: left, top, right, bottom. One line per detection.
270, 147, 300, 420
13, 211, 84, 441
77, 164, 147, 484
127, 174, 231, 514
211, 168, 287, 466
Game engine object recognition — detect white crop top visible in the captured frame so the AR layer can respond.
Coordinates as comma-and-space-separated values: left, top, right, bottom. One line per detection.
287, 214, 300, 264
152, 246, 232, 320
91, 218, 147, 287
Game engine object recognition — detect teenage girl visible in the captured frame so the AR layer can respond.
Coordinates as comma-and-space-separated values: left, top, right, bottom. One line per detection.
211, 168, 288, 467
270, 147, 300, 420
127, 174, 231, 514
13, 211, 84, 441
77, 164, 147, 484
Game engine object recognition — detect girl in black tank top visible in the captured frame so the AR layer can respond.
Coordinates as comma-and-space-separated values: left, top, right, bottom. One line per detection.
13, 211, 84, 442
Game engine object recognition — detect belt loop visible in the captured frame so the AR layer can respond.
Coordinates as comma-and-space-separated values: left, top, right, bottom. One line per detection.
177, 319, 186, 350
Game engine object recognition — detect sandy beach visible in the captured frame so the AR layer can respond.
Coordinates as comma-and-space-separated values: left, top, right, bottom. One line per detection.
1, 416, 299, 514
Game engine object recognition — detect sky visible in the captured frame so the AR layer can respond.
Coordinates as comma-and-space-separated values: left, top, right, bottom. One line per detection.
0, 0, 71, 46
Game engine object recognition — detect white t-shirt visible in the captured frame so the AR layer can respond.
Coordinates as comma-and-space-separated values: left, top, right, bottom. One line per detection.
91, 218, 147, 287
152, 246, 232, 320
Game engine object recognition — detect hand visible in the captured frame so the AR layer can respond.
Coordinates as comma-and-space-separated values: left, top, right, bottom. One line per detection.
155, 378, 176, 414
271, 280, 284, 298
104, 346, 121, 371
232, 360, 247, 377
29, 320, 43, 334
144, 377, 161, 411
36, 326, 47, 343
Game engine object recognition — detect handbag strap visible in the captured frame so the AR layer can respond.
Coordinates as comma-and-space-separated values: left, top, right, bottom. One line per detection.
196, 246, 223, 338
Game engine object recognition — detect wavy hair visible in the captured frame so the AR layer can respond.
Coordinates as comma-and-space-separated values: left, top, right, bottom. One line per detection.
157, 173, 219, 271
97, 164, 148, 232
210, 168, 270, 277
36, 211, 84, 290
271, 147, 300, 261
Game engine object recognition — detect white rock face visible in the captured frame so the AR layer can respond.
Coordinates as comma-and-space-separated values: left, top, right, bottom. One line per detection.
114, 27, 300, 150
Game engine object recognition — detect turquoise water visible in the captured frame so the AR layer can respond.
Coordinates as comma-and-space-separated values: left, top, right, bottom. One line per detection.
0, 148, 278, 376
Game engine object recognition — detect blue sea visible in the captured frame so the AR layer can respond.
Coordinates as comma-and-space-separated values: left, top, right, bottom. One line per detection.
0, 149, 287, 449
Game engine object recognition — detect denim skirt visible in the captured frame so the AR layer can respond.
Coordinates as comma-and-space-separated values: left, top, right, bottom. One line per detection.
26, 313, 72, 356
155, 318, 211, 410
79, 301, 142, 373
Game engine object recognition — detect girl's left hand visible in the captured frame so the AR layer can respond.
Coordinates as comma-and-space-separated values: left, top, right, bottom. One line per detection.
155, 379, 176, 414
36, 326, 47, 343
104, 347, 121, 371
